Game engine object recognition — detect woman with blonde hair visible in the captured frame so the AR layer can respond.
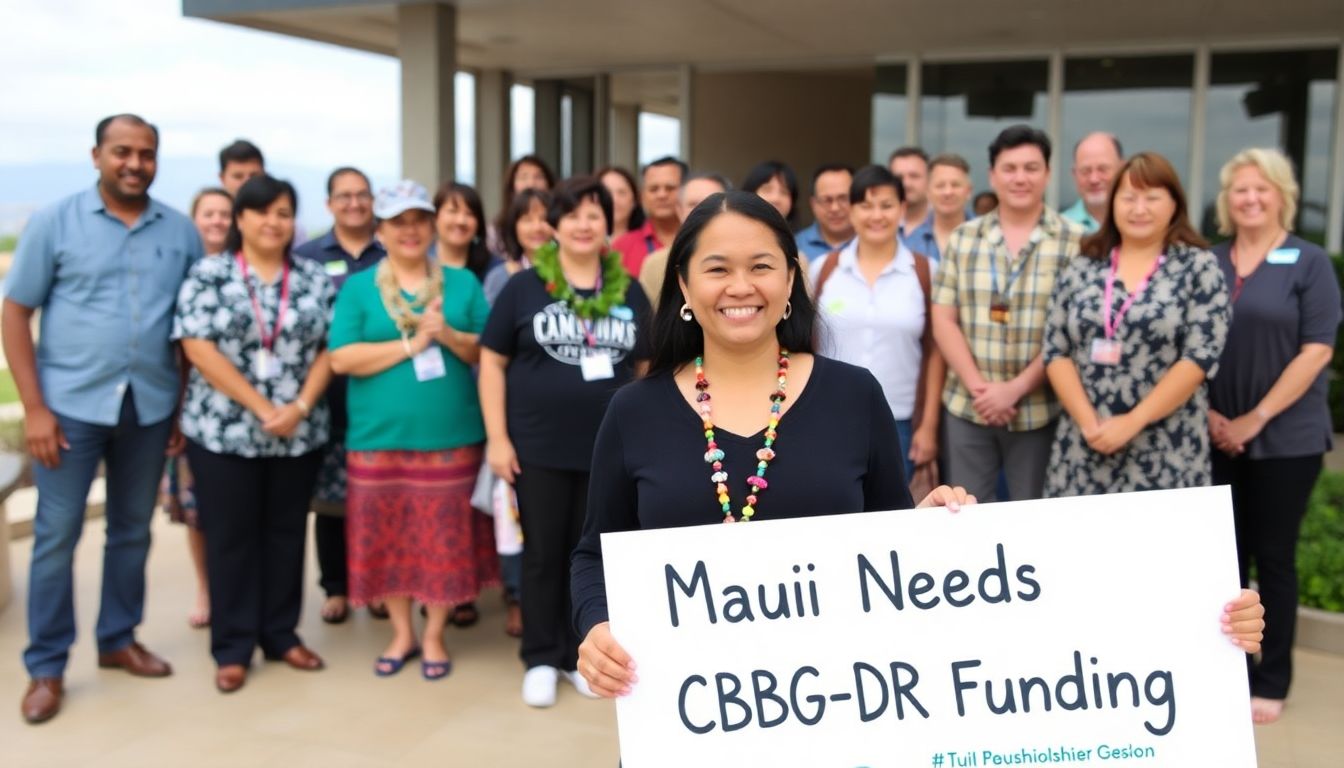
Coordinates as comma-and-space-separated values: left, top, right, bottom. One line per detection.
1207, 148, 1341, 724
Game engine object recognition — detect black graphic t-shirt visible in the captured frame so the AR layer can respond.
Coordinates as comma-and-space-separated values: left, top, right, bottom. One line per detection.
481, 267, 652, 471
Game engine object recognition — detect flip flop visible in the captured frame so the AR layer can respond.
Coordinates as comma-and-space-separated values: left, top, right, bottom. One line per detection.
374, 647, 421, 677
367, 603, 390, 620
422, 658, 453, 681
320, 597, 349, 625
448, 602, 479, 628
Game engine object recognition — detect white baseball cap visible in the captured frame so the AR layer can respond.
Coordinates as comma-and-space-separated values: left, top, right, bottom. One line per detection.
374, 180, 436, 219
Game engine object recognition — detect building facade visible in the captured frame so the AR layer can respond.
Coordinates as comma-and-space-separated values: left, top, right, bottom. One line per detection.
183, 0, 1344, 249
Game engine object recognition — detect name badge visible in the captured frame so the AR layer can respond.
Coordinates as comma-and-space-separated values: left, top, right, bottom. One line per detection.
580, 350, 615, 381
1266, 248, 1300, 265
1089, 338, 1122, 367
412, 346, 447, 382
253, 349, 282, 380
324, 260, 349, 276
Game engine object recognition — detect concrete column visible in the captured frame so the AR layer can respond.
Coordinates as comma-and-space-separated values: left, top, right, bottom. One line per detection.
593, 74, 612, 168
476, 68, 512, 217
1046, 51, 1064, 210
1327, 44, 1344, 254
397, 2, 456, 189
1188, 46, 1211, 231
678, 64, 694, 163
570, 84, 595, 175
905, 56, 921, 146
611, 103, 640, 171
534, 79, 563, 174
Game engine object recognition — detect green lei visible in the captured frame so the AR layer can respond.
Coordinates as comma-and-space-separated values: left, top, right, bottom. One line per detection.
532, 241, 630, 320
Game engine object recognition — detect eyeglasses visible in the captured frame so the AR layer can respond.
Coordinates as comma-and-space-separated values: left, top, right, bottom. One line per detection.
813, 194, 849, 209
331, 191, 373, 205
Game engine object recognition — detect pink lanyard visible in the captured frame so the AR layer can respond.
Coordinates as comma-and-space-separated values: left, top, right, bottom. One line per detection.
236, 252, 291, 351
1103, 248, 1164, 340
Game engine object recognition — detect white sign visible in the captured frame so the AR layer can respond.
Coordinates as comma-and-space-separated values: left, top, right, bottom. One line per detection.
601, 486, 1256, 768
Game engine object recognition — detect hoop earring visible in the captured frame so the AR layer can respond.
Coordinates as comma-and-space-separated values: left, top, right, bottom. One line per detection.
679, 303, 694, 322
781, 301, 793, 321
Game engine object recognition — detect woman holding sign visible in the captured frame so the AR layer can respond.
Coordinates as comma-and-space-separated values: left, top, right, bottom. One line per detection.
328, 181, 497, 681
1207, 149, 1342, 724
571, 190, 1265, 701
174, 175, 334, 692
1041, 153, 1230, 497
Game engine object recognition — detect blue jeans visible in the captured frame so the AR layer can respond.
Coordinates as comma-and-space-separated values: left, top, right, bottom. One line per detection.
24, 392, 172, 678
895, 418, 915, 484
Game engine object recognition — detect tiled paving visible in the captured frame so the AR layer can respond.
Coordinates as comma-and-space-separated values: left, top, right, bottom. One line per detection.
1, 513, 1342, 767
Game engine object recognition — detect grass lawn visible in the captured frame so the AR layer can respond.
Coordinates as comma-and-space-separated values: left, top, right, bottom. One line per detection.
0, 368, 18, 405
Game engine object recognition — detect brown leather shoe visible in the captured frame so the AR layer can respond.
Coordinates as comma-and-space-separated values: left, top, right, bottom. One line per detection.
276, 645, 324, 671
21, 678, 63, 725
215, 665, 247, 694
98, 642, 173, 677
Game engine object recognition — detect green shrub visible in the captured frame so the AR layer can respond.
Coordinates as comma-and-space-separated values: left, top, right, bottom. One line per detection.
1298, 470, 1344, 612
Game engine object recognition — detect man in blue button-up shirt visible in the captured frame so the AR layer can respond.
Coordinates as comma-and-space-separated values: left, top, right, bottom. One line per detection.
3, 114, 202, 724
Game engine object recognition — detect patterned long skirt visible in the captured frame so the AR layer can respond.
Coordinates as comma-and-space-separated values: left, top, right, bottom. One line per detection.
347, 445, 499, 607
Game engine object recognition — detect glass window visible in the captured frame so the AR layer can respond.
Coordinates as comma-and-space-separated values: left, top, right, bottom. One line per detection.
454, 72, 475, 184
560, 94, 573, 178
510, 84, 535, 158
920, 60, 1048, 189
1061, 54, 1193, 209
638, 112, 681, 165
1204, 49, 1338, 241
872, 64, 908, 164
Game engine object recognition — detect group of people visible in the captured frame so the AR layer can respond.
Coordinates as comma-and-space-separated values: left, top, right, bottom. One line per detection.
9, 111, 1309, 733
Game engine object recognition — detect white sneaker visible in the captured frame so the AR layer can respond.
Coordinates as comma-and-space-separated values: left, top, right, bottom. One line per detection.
565, 669, 601, 699
522, 665, 558, 708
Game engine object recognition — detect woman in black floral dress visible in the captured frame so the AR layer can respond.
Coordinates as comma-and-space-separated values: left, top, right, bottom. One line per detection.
173, 175, 335, 693
1042, 153, 1230, 497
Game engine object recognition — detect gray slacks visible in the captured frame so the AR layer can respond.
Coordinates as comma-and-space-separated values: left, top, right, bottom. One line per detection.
943, 412, 1055, 502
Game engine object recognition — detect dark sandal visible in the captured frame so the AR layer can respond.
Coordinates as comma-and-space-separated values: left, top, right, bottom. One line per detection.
421, 658, 453, 681
320, 597, 349, 625
448, 602, 479, 628
374, 647, 421, 677
367, 603, 390, 620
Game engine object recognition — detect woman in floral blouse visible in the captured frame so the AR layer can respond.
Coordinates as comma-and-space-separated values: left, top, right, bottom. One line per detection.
1042, 152, 1230, 497
173, 175, 334, 694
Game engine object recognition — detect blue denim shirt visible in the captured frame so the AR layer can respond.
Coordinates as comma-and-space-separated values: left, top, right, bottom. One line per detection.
4, 186, 203, 426
899, 211, 940, 269
794, 222, 852, 260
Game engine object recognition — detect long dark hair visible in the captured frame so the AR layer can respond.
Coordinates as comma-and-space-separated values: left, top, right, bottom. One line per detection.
499, 188, 552, 262
647, 191, 816, 377
740, 160, 799, 226
224, 174, 297, 255
500, 155, 556, 214
433, 181, 494, 281
1080, 152, 1208, 259
595, 165, 645, 232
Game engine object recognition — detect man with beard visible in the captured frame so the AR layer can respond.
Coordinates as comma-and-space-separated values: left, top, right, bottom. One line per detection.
1061, 132, 1123, 233
4, 114, 203, 724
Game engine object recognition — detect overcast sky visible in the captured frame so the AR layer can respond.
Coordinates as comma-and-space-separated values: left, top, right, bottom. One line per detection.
2, 0, 678, 231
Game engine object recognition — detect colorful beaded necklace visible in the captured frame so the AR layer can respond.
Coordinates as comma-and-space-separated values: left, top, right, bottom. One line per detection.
696, 349, 789, 523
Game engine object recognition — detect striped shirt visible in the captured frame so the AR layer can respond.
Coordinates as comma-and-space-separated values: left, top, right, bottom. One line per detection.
931, 207, 1083, 431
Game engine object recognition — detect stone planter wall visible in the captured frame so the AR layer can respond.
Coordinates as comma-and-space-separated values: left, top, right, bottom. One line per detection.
1298, 605, 1344, 656
0, 453, 23, 615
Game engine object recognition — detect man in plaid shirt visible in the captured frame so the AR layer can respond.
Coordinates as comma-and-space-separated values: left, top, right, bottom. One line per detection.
931, 125, 1084, 501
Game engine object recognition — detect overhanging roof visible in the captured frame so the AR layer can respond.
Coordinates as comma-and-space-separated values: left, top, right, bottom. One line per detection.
184, 0, 1344, 76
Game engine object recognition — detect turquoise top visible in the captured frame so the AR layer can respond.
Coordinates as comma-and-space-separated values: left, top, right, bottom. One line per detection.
329, 265, 490, 451
1060, 199, 1101, 233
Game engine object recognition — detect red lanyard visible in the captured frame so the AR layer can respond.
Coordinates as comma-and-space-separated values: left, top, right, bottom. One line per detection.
1103, 248, 1164, 340
236, 252, 291, 351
